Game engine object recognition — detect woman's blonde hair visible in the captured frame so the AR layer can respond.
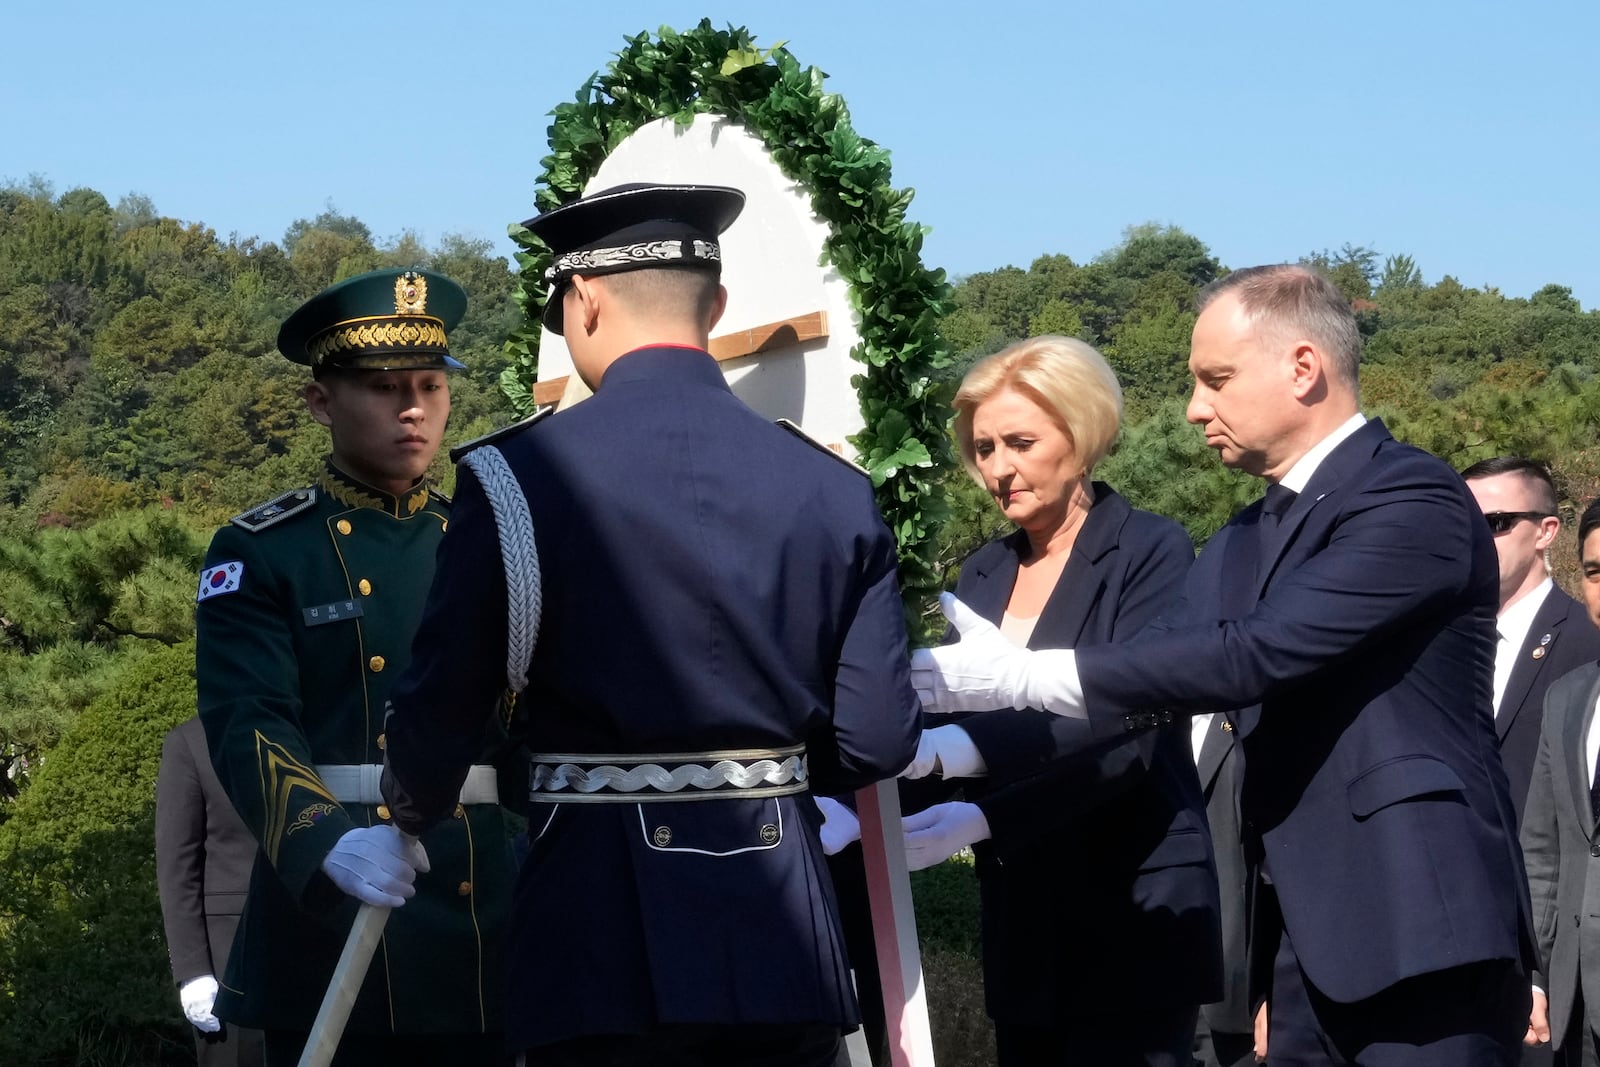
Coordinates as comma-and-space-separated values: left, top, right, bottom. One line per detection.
952, 335, 1124, 483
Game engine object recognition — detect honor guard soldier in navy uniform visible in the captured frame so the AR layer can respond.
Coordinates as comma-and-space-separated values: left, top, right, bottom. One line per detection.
196, 269, 516, 1066
381, 184, 923, 1067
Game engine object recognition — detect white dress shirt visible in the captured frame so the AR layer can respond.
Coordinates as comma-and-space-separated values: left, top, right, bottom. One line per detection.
1493, 578, 1552, 717
1191, 713, 1217, 763
1587, 690, 1600, 793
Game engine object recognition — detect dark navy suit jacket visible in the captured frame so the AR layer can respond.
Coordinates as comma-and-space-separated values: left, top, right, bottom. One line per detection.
1497, 585, 1600, 828
1003, 419, 1535, 1005
386, 346, 921, 1050
943, 486, 1222, 1023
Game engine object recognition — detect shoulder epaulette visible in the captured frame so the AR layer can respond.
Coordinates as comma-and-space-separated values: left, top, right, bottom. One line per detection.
775, 418, 870, 478
229, 488, 318, 533
449, 406, 554, 465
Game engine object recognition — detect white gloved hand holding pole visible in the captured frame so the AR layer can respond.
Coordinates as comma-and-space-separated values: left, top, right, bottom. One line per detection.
814, 795, 862, 855
179, 974, 221, 1033
320, 825, 431, 908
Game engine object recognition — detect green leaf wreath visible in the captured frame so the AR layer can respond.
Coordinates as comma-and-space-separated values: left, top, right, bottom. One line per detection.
501, 20, 955, 624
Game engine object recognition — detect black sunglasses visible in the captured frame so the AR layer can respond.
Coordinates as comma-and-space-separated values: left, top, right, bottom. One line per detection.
1482, 511, 1553, 535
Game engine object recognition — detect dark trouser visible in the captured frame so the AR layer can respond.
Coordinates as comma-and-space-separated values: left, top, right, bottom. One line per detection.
264, 1030, 505, 1067
196, 1022, 265, 1067
1559, 988, 1600, 1067
1267, 926, 1526, 1065
1193, 1019, 1255, 1067
994, 1004, 1198, 1066
519, 1024, 842, 1067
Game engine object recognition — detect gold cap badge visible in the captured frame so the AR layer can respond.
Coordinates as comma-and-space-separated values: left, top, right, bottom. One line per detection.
395, 272, 428, 316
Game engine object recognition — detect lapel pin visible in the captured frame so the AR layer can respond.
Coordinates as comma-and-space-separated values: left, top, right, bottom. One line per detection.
1541, 632, 1553, 646
1532, 646, 1547, 660
1221, 720, 1234, 733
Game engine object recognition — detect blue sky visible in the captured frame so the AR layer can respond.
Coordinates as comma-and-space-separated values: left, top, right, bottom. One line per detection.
6, 1, 1598, 306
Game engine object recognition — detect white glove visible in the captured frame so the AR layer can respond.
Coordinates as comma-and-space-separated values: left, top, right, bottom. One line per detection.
321, 825, 431, 908
179, 974, 221, 1033
910, 593, 1085, 717
814, 796, 861, 855
899, 724, 988, 779
902, 802, 991, 871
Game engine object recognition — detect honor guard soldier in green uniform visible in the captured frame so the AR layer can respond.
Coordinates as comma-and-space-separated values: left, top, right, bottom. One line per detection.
196, 269, 515, 1066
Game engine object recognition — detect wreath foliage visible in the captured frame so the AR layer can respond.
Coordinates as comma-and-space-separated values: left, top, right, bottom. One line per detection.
500, 20, 954, 621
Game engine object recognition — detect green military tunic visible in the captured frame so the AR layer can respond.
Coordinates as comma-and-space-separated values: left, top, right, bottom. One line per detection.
196, 460, 516, 1036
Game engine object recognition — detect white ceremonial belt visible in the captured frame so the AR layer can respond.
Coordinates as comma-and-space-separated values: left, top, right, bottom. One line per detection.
528, 745, 808, 804
315, 764, 499, 806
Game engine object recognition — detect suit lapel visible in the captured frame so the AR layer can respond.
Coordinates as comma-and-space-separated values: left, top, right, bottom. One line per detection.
1254, 420, 1390, 597
975, 489, 1124, 649
964, 533, 1021, 628
1563, 669, 1600, 840
1497, 587, 1561, 742
1030, 502, 1120, 652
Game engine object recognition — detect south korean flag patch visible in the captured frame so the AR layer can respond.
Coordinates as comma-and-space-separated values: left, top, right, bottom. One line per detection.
197, 561, 244, 603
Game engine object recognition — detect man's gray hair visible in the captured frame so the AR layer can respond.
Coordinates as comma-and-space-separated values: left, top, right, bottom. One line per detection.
1197, 265, 1361, 390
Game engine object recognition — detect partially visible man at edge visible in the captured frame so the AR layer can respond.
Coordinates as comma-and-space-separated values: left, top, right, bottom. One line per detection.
912, 264, 1535, 1065
1461, 456, 1600, 834
196, 269, 517, 1066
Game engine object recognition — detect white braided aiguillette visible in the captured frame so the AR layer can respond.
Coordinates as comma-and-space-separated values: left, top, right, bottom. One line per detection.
459, 445, 541, 691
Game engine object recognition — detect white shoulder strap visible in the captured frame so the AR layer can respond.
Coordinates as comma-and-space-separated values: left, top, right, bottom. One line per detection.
457, 445, 541, 693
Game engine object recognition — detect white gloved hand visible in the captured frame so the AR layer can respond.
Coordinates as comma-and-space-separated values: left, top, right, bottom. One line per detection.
321, 825, 431, 908
179, 974, 221, 1033
814, 796, 862, 855
910, 593, 1084, 717
899, 724, 988, 779
901, 802, 991, 871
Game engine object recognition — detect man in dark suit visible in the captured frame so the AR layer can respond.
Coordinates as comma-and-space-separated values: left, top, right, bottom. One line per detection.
155, 716, 264, 1066
1522, 498, 1600, 1065
913, 264, 1533, 1064
1191, 713, 1254, 1067
1463, 457, 1600, 829
381, 183, 921, 1066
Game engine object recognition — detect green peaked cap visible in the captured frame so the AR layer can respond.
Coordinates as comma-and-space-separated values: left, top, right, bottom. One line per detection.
277, 268, 467, 371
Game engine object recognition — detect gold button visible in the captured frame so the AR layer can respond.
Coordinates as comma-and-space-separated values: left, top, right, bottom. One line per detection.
376, 805, 391, 821
336, 519, 352, 535
358, 578, 372, 596
760, 824, 779, 845
653, 826, 672, 847
457, 881, 472, 896
376, 733, 386, 751
369, 656, 385, 672
454, 804, 466, 819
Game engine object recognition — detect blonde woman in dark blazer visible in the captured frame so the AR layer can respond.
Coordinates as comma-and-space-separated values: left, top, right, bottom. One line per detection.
904, 336, 1222, 1065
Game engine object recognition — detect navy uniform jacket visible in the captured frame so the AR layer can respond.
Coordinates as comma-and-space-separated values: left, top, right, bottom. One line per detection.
386, 346, 922, 1050
1496, 585, 1600, 827
196, 463, 517, 1035
940, 487, 1222, 1022
1003, 420, 1535, 1004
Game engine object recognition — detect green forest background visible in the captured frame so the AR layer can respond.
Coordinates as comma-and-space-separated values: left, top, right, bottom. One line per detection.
3, 179, 1599, 1064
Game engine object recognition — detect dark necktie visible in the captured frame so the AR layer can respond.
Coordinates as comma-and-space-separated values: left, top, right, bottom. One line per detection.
1256, 483, 1298, 582
1261, 482, 1298, 527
